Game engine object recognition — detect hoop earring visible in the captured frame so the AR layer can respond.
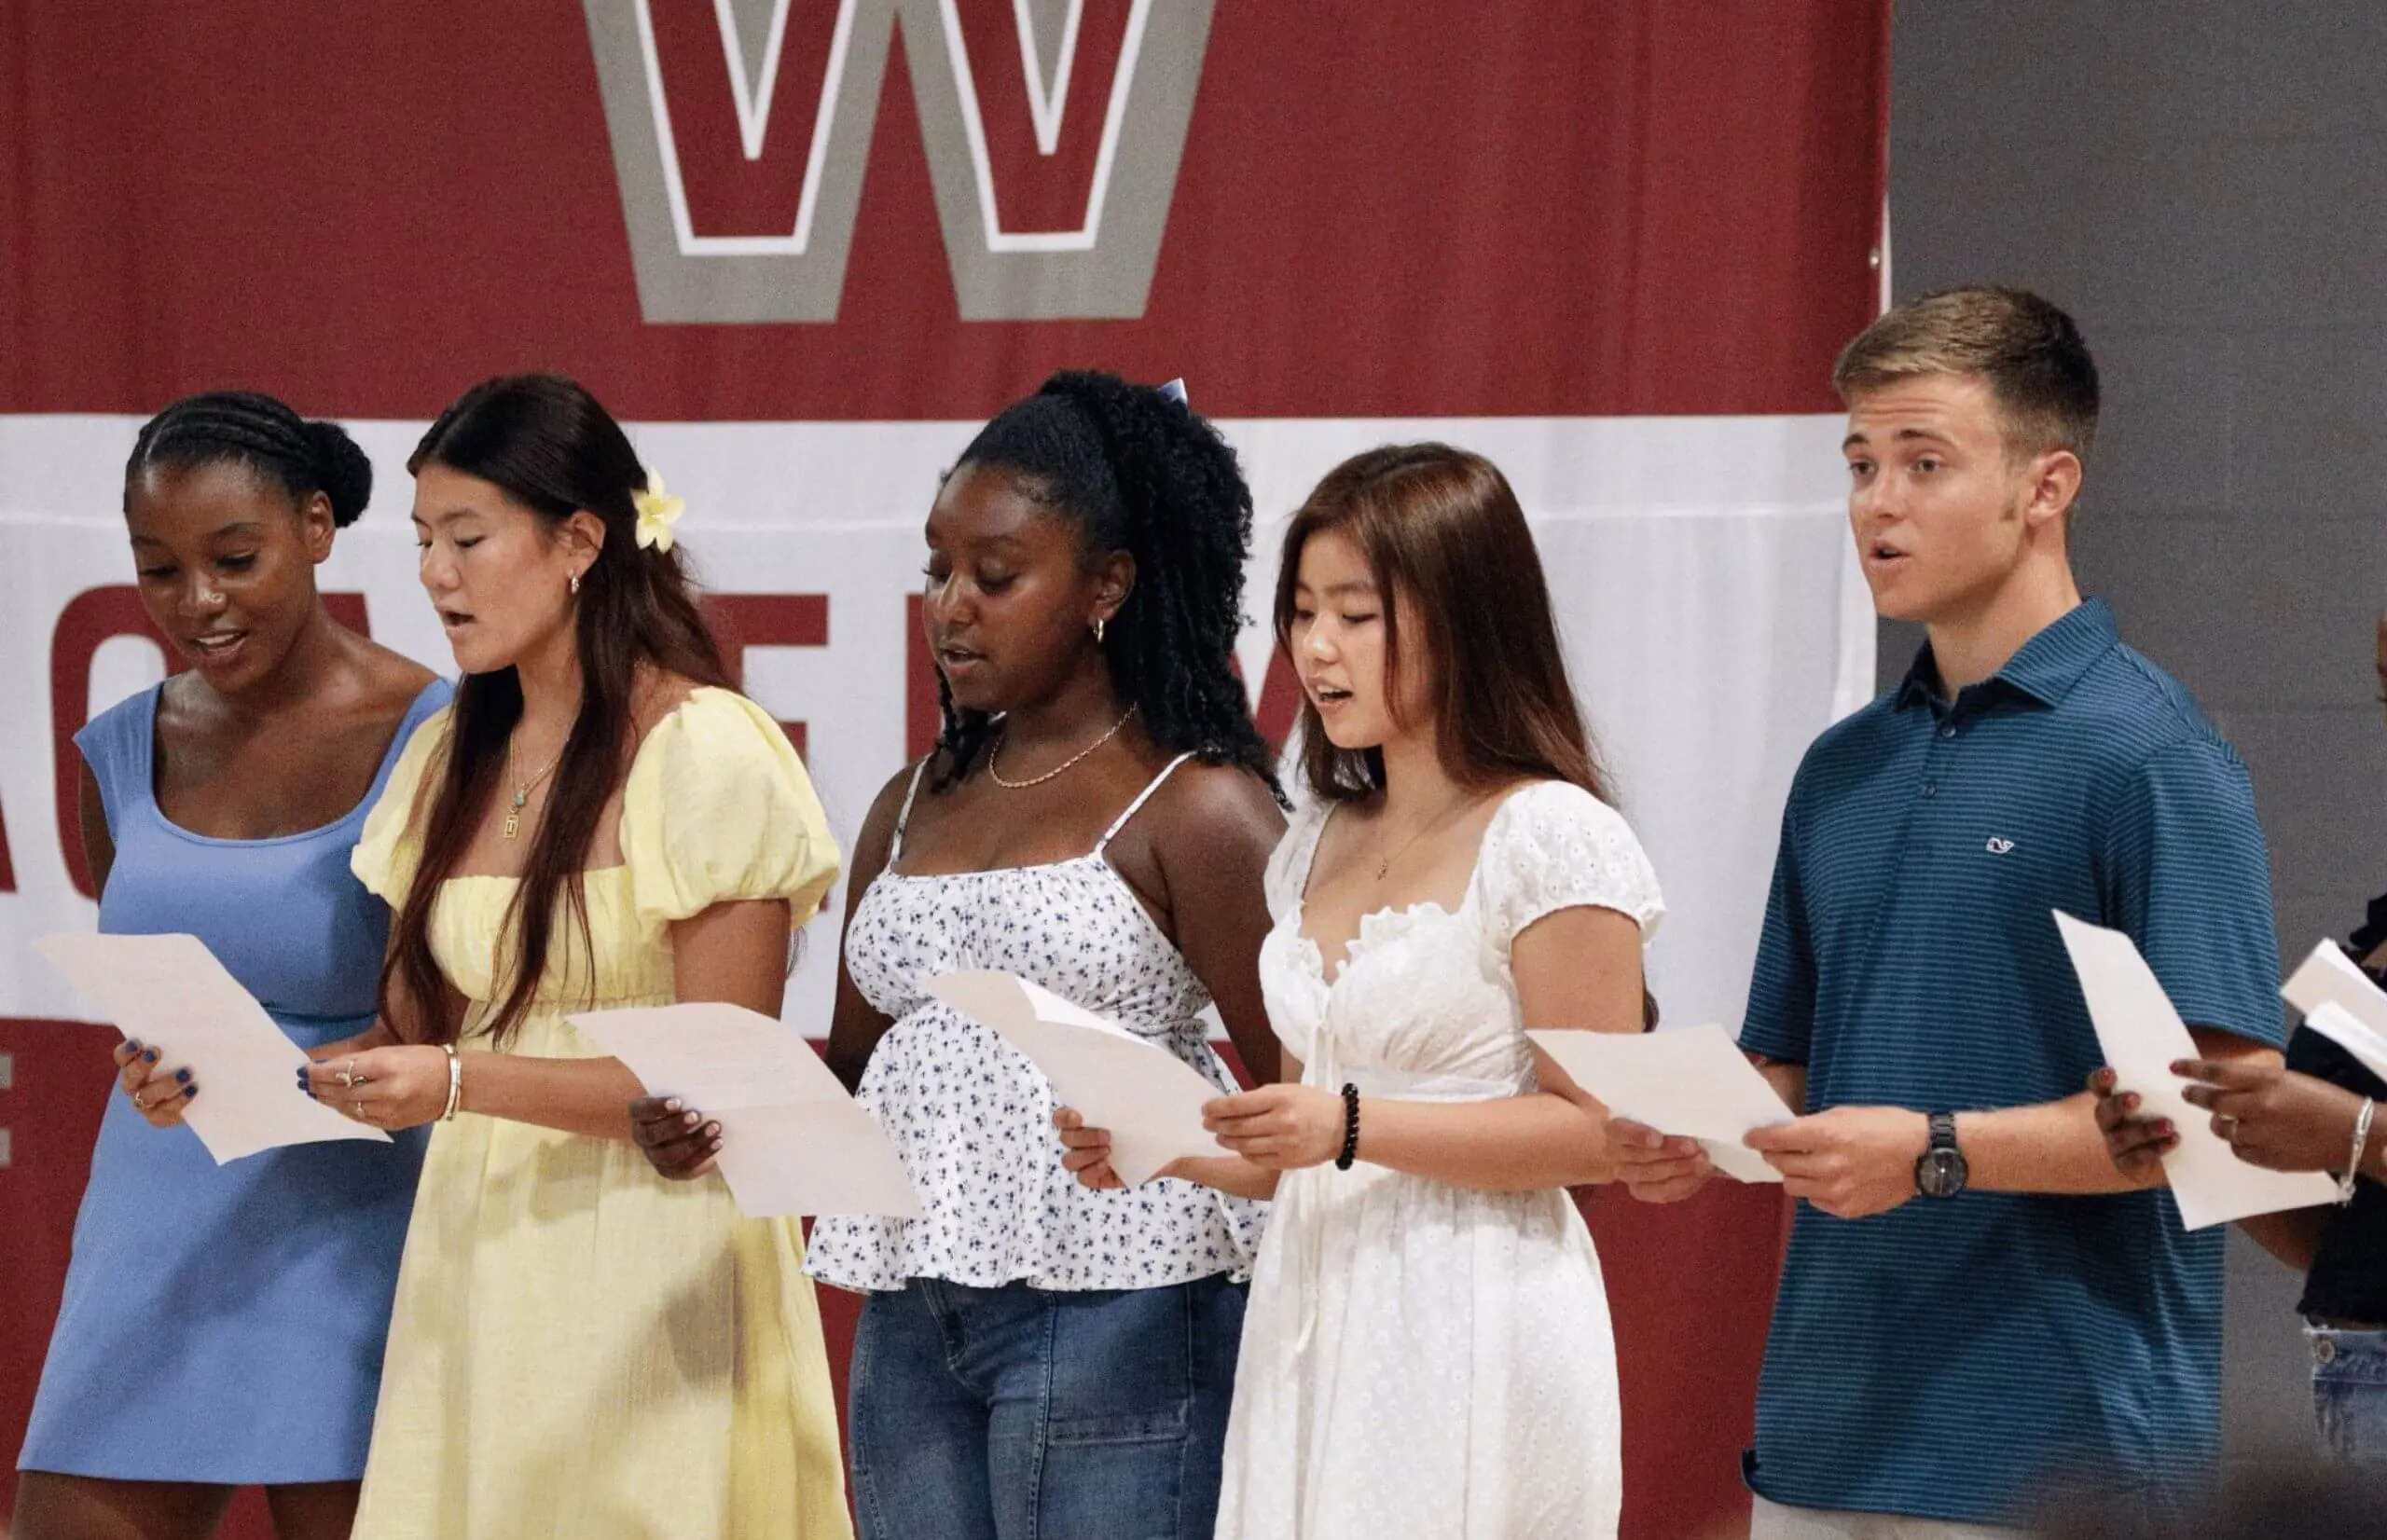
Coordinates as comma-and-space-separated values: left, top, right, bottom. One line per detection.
1093, 616, 1106, 645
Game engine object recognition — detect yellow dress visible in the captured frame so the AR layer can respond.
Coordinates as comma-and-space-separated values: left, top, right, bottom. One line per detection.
346, 687, 852, 1540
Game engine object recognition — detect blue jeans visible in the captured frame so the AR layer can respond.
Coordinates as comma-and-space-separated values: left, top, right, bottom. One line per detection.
848, 1274, 1245, 1540
2311, 1324, 2387, 1464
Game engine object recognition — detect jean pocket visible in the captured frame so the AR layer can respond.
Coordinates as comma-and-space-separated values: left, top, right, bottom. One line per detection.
2313, 1374, 2387, 1464
1047, 1406, 1191, 1446
1042, 1285, 1196, 1445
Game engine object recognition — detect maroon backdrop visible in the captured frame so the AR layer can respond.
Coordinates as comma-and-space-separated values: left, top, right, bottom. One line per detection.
0, 3, 1882, 1535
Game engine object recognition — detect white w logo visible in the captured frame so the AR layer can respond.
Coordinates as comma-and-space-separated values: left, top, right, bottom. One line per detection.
583, 0, 1215, 323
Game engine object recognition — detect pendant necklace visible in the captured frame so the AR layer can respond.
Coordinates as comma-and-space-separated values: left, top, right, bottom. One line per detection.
1372, 790, 1474, 881
503, 741, 565, 840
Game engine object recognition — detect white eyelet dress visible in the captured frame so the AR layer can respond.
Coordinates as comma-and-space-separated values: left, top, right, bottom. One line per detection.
1214, 780, 1665, 1540
807, 754, 1266, 1293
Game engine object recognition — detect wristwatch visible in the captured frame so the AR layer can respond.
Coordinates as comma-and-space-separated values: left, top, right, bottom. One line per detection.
1913, 1111, 1967, 1199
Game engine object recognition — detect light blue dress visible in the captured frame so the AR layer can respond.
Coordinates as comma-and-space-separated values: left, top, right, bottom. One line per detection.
16, 678, 447, 1484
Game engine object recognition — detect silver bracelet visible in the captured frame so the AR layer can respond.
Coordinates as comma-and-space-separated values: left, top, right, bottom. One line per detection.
2339, 1096, 2375, 1206
440, 1043, 463, 1122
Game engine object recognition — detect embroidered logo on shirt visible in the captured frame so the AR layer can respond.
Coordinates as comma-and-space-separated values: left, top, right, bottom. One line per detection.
1986, 837, 2016, 855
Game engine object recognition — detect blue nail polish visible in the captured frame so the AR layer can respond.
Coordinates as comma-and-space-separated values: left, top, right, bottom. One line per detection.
125, 1038, 144, 1053
182, 1084, 197, 1099
174, 1067, 191, 1084
143, 1048, 160, 1064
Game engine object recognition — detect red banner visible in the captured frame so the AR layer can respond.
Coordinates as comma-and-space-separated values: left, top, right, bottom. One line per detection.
0, 5, 1884, 1536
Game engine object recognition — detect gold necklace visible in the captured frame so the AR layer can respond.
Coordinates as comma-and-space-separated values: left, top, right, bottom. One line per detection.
987, 706, 1137, 790
502, 739, 566, 840
1372, 790, 1475, 881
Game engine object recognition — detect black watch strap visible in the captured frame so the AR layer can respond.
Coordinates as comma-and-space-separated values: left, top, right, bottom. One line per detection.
1914, 1109, 1966, 1199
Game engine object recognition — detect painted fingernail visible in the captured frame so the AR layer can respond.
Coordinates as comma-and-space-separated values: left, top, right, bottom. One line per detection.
125, 1038, 144, 1053
683, 1111, 700, 1128
182, 1084, 198, 1099
2155, 1120, 2173, 1136
664, 1098, 683, 1113
143, 1048, 160, 1064
705, 1123, 721, 1138
709, 1138, 724, 1152
174, 1068, 191, 1084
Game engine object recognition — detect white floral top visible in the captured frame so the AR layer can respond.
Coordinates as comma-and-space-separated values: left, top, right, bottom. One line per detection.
807, 755, 1268, 1292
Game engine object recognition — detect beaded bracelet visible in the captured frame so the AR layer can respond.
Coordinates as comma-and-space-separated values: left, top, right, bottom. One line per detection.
439, 1043, 463, 1122
2340, 1096, 2376, 1206
1334, 1082, 1360, 1170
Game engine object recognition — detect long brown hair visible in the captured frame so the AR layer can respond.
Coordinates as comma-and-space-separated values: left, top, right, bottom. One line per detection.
382, 376, 728, 1046
1276, 445, 1654, 1024
1274, 443, 1616, 805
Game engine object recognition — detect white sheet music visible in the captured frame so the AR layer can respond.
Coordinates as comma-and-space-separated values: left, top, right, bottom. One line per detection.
2282, 940, 2387, 1085
2055, 912, 2337, 1228
569, 1001, 922, 1219
34, 932, 392, 1163
925, 970, 1224, 1186
1528, 1024, 1792, 1184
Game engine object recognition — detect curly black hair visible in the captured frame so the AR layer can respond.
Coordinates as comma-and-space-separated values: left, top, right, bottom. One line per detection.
126, 391, 374, 528
934, 370, 1279, 799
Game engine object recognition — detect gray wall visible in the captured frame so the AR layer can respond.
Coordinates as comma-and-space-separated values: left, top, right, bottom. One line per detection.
1890, 0, 2387, 1466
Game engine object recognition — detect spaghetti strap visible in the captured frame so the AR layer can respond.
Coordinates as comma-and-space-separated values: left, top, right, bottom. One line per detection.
887, 759, 931, 867
1095, 752, 1198, 854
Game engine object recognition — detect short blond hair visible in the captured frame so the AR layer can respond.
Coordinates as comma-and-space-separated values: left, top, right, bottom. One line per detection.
1833, 286, 2100, 462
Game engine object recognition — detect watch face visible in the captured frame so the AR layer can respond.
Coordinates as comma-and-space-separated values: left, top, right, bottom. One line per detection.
1920, 1148, 1968, 1199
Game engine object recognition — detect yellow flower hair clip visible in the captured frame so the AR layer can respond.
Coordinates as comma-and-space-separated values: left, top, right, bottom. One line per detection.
631, 474, 685, 553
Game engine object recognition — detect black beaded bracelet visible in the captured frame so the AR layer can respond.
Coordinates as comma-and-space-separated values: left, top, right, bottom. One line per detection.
1334, 1082, 1360, 1170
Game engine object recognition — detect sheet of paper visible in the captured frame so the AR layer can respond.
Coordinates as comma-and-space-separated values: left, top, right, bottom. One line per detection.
2302, 1003, 2387, 1088
2282, 940, 2387, 1085
569, 1002, 921, 1218
2055, 911, 2338, 1228
925, 970, 1224, 1186
1527, 1024, 1791, 1184
34, 931, 392, 1163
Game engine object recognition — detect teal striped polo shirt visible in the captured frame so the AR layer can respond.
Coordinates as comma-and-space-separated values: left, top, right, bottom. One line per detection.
1739, 598, 2283, 1527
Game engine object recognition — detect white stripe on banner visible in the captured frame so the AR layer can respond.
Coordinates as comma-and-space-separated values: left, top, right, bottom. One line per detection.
0, 413, 1868, 1039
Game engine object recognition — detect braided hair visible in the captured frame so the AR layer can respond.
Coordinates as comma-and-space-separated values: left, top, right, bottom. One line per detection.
126, 391, 373, 525
937, 371, 1278, 798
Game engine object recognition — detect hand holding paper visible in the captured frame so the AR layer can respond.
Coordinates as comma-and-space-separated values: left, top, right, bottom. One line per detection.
1528, 1024, 1793, 1185
2055, 911, 2337, 1228
34, 932, 392, 1163
570, 1001, 921, 1219
925, 970, 1224, 1186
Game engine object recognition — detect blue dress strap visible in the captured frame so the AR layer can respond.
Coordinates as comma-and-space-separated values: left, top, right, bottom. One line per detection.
71, 686, 161, 841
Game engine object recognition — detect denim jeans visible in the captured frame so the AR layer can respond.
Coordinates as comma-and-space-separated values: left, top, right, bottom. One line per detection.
2310, 1324, 2387, 1464
847, 1273, 1245, 1540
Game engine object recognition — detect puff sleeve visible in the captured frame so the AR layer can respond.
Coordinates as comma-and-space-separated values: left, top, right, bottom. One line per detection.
1480, 781, 1665, 960
350, 707, 453, 904
619, 690, 842, 929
